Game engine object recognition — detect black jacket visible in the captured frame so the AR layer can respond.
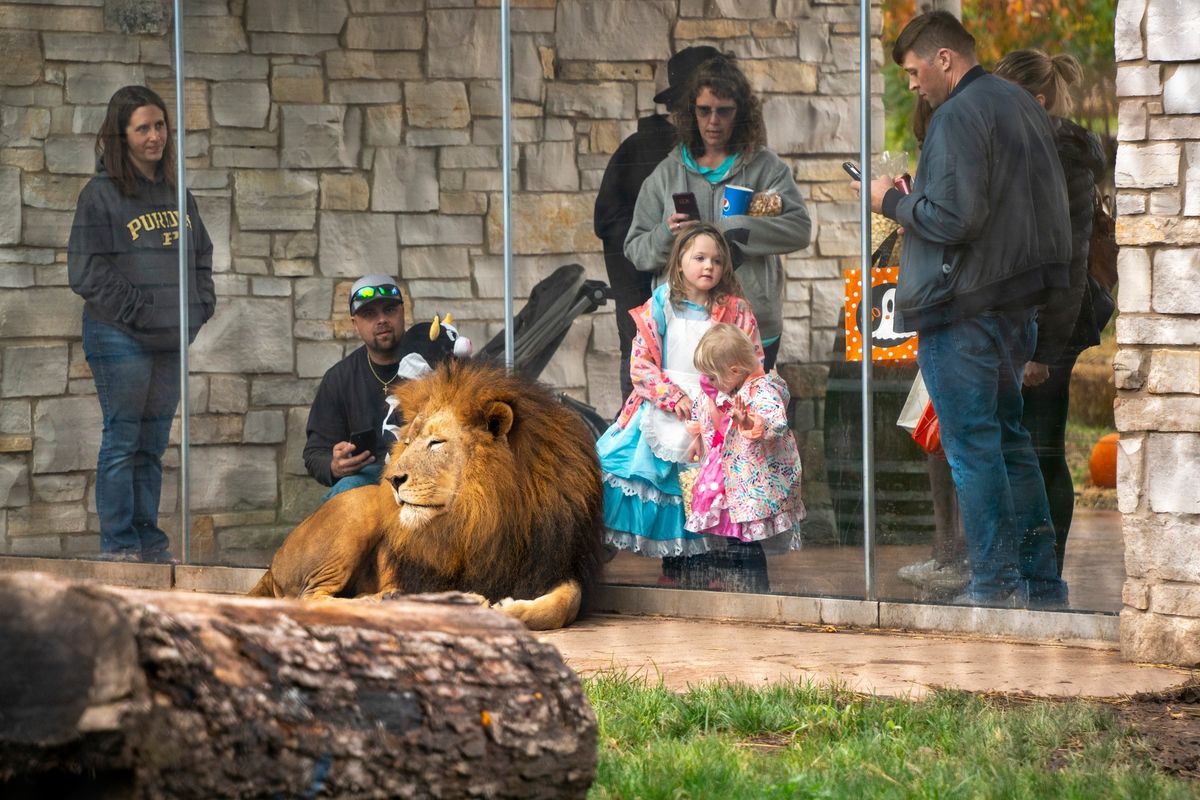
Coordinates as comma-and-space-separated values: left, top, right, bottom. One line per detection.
593, 113, 677, 294
884, 68, 1071, 332
1034, 117, 1107, 362
68, 164, 215, 349
303, 346, 398, 486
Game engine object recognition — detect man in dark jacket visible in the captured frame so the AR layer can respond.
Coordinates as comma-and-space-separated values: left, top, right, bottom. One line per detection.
304, 275, 407, 498
594, 45, 719, 400
864, 12, 1071, 608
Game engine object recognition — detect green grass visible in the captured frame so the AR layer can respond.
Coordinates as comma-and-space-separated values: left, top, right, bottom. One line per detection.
585, 673, 1192, 800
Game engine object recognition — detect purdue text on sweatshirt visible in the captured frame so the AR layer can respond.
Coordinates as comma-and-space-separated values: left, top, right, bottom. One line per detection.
68, 164, 215, 350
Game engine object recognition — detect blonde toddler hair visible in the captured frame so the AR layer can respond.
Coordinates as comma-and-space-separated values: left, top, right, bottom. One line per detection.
694, 323, 758, 379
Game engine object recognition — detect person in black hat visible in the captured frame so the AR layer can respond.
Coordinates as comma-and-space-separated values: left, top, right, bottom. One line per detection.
594, 46, 721, 403
303, 275, 407, 498
304, 276, 472, 500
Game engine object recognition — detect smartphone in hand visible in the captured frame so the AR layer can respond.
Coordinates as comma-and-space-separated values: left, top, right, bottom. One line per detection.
672, 192, 701, 221
842, 161, 863, 182
348, 428, 377, 457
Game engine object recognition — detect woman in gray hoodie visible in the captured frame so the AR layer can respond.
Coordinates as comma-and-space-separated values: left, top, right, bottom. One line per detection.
68, 85, 216, 562
624, 54, 811, 371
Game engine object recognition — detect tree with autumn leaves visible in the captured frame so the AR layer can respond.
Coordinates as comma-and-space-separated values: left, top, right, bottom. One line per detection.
881, 0, 1116, 172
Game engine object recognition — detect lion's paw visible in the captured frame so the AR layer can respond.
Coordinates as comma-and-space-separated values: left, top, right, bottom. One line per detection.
492, 597, 537, 622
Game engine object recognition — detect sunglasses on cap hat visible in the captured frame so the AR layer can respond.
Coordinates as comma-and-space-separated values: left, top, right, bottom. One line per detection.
352, 283, 401, 302
350, 283, 402, 313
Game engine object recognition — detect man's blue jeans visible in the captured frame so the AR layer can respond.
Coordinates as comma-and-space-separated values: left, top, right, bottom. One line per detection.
323, 463, 382, 501
82, 311, 178, 558
917, 309, 1067, 605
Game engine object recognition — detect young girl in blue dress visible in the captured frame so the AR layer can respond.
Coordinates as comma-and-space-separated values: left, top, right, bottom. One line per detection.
598, 223, 763, 565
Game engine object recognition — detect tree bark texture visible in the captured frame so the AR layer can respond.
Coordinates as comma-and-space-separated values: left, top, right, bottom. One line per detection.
0, 572, 596, 799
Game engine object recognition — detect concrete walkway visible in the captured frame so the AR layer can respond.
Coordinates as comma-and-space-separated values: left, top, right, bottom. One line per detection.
540, 615, 1195, 698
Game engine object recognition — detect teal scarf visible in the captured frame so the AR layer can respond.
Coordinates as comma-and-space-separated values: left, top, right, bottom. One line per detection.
681, 146, 737, 184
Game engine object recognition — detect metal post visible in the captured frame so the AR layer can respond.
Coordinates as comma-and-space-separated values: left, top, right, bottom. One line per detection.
500, 0, 514, 372
858, 0, 876, 600
172, 0, 190, 564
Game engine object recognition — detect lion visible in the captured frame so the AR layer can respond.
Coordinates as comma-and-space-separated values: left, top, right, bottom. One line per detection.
248, 360, 605, 630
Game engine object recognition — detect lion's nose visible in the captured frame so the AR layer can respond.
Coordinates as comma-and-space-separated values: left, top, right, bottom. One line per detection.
390, 473, 407, 490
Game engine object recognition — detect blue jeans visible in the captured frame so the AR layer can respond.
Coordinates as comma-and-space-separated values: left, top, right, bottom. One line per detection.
83, 311, 179, 558
917, 310, 1067, 605
323, 463, 382, 501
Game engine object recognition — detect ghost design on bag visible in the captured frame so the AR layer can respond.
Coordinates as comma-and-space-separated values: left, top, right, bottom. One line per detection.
870, 285, 914, 343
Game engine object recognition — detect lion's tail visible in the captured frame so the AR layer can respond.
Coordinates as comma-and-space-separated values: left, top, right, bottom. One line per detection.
247, 569, 277, 597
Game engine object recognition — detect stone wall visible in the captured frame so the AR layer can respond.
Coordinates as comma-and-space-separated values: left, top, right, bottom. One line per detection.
1113, 0, 1200, 666
0, 0, 879, 562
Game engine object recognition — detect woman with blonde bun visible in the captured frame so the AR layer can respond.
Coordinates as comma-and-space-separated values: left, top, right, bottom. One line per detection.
994, 49, 1110, 578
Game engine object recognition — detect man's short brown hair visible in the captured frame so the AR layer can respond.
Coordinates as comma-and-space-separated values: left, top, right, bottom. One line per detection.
892, 11, 976, 65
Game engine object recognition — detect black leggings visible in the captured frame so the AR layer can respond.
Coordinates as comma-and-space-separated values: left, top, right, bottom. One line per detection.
762, 337, 780, 371
1020, 356, 1078, 578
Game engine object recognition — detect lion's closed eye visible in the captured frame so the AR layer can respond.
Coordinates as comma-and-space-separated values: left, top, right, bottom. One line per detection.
428, 439, 445, 451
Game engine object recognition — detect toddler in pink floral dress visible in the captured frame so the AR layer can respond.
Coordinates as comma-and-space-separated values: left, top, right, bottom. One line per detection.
685, 324, 804, 548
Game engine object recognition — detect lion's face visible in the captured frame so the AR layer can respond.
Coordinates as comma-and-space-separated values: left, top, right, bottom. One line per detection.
384, 409, 465, 528
382, 399, 514, 530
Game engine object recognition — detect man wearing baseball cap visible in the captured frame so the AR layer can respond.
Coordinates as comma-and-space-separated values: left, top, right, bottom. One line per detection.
594, 46, 721, 401
302, 275, 406, 497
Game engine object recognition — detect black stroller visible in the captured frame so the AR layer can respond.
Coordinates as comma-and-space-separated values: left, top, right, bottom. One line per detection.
475, 263, 612, 439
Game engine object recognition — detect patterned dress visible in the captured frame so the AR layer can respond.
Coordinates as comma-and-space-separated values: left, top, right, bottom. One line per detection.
684, 372, 804, 548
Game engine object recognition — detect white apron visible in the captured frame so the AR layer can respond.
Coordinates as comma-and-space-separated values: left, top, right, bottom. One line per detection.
640, 302, 711, 463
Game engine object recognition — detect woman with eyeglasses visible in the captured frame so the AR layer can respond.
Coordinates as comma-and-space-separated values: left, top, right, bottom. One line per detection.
68, 85, 216, 563
624, 53, 812, 374
622, 54, 811, 591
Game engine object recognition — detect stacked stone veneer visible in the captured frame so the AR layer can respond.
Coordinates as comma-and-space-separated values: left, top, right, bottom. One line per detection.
0, 0, 881, 564
1113, 0, 1200, 666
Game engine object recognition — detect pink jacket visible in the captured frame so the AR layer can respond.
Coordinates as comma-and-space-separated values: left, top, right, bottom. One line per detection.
692, 373, 801, 523
614, 286, 763, 430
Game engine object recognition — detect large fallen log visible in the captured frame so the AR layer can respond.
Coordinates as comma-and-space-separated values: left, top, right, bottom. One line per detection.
0, 572, 596, 799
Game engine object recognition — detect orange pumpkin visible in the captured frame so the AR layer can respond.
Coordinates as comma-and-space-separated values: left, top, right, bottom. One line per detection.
1088, 432, 1119, 488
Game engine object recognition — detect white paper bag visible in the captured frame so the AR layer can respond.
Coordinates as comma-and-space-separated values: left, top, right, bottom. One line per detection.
897, 370, 930, 434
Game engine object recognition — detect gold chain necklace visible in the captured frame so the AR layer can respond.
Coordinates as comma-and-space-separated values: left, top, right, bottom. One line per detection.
366, 349, 400, 393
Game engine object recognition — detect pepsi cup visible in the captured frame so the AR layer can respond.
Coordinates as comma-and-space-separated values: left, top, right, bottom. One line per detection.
722, 184, 752, 217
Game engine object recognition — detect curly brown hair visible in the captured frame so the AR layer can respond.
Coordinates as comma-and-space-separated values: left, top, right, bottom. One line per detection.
665, 223, 744, 313
672, 54, 767, 157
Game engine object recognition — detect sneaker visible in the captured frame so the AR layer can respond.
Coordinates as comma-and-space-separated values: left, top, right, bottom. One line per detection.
898, 559, 970, 594
95, 550, 141, 563
897, 559, 940, 586
1026, 585, 1070, 611
948, 590, 1023, 609
924, 562, 970, 594
140, 550, 179, 565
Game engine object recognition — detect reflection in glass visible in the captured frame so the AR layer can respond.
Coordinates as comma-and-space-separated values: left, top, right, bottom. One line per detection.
0, 1, 1124, 618
871, 6, 1121, 613
68, 85, 213, 564
0, 16, 187, 562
